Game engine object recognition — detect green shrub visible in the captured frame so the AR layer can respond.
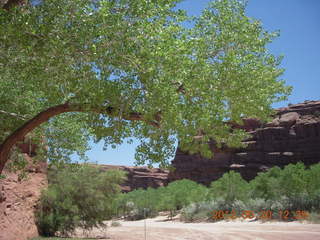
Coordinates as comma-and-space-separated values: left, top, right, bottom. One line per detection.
36, 164, 125, 236
207, 171, 250, 202
181, 198, 243, 222
306, 164, 320, 199
116, 188, 160, 220
246, 198, 270, 212
181, 203, 203, 222
231, 199, 247, 215
181, 201, 216, 222
250, 163, 320, 211
117, 163, 320, 222
249, 166, 282, 200
308, 212, 320, 223
111, 221, 121, 227
161, 179, 208, 210
180, 162, 320, 223
246, 198, 287, 219
278, 163, 308, 199
116, 179, 208, 220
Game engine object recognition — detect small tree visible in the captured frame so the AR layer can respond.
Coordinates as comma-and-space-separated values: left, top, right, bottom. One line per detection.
157, 186, 177, 219
164, 179, 208, 210
118, 187, 160, 220
307, 163, 320, 199
208, 171, 249, 202
36, 164, 126, 237
249, 166, 282, 200
278, 163, 308, 199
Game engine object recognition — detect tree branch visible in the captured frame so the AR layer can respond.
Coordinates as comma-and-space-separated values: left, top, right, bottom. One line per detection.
0, 102, 160, 173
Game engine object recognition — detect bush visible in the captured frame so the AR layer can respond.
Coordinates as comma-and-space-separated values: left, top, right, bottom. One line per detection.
36, 164, 126, 236
245, 198, 287, 219
181, 163, 320, 222
111, 221, 121, 227
308, 212, 320, 223
306, 164, 320, 200
249, 166, 282, 200
118, 188, 160, 220
116, 179, 208, 220
181, 198, 244, 222
161, 179, 208, 210
249, 163, 320, 212
278, 163, 308, 199
181, 201, 217, 222
117, 163, 320, 223
246, 198, 269, 212
207, 171, 250, 202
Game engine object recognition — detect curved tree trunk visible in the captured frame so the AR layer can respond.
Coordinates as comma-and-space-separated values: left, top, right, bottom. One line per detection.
0, 1, 162, 174
0, 102, 159, 174
0, 103, 72, 173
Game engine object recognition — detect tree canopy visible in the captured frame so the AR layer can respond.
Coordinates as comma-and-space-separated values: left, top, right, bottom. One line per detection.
0, 0, 291, 172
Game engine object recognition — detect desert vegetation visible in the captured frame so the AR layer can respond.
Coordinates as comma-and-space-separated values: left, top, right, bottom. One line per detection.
36, 164, 126, 237
33, 163, 320, 238
114, 162, 320, 223
116, 179, 208, 220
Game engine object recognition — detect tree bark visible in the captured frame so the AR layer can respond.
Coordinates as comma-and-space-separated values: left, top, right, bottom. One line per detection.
0, 102, 159, 174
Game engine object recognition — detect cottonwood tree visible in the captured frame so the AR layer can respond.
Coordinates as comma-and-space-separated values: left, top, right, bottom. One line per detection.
0, 0, 291, 173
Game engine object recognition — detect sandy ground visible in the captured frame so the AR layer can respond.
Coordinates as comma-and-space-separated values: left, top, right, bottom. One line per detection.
74, 216, 320, 240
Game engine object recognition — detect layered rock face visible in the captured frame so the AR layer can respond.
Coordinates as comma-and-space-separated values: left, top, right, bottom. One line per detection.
98, 165, 169, 192
169, 101, 320, 185
0, 147, 47, 240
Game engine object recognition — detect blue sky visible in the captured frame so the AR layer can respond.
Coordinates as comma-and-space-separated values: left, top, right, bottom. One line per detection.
72, 0, 320, 166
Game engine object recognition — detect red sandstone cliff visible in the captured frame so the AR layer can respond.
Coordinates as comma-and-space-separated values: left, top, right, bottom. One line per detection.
98, 165, 169, 192
0, 149, 47, 240
169, 100, 320, 185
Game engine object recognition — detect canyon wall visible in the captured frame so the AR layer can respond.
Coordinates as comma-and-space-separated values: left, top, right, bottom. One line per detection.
98, 165, 169, 192
0, 148, 47, 240
169, 100, 320, 185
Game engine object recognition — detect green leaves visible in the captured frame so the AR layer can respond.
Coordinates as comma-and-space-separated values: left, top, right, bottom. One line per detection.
116, 179, 208, 220
208, 170, 250, 202
36, 164, 126, 236
1, 0, 290, 166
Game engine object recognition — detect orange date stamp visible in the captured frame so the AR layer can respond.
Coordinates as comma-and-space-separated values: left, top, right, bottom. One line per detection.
211, 210, 309, 221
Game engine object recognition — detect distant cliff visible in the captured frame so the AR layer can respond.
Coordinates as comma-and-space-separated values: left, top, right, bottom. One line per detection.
169, 100, 320, 185
98, 165, 169, 192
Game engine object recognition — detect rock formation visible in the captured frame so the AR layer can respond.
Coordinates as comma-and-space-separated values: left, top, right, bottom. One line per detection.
169, 100, 320, 185
98, 165, 169, 192
0, 146, 47, 240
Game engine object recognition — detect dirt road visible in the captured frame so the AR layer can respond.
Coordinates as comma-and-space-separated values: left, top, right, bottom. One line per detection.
105, 217, 320, 240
